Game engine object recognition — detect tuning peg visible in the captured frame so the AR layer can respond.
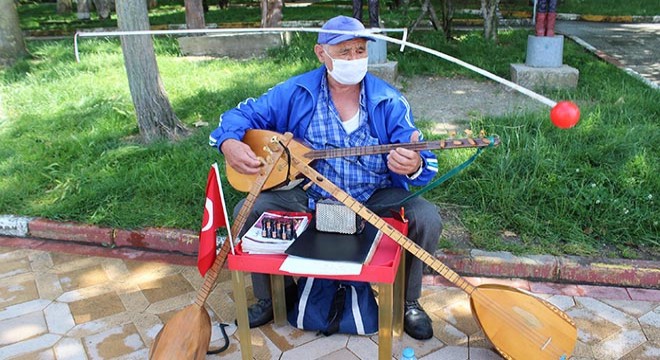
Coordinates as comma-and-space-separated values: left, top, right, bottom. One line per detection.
266, 142, 282, 153
464, 129, 473, 137
479, 130, 487, 138
262, 145, 273, 155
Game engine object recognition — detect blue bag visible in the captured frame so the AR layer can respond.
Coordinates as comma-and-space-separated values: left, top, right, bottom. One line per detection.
288, 277, 379, 336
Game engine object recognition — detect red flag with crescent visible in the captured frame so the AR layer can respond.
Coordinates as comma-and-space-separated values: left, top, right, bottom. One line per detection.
197, 163, 230, 276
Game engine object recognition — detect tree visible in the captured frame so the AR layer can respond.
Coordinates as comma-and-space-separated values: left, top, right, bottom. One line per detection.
261, 0, 283, 27
0, 0, 28, 67
184, 0, 206, 29
410, 0, 439, 34
481, 0, 500, 41
57, 0, 73, 14
93, 0, 115, 20
440, 0, 454, 41
77, 0, 92, 20
115, 0, 188, 142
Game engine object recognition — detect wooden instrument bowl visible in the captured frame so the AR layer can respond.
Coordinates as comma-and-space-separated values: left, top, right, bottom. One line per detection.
470, 284, 577, 360
149, 304, 211, 360
226, 130, 309, 192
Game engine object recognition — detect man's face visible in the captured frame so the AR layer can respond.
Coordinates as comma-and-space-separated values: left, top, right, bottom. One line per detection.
315, 39, 368, 71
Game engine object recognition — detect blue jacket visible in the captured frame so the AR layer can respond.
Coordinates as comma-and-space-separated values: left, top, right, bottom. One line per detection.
209, 66, 438, 189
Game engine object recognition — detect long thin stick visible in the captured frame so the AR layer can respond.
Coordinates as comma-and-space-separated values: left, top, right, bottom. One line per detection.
74, 26, 557, 107
370, 32, 557, 108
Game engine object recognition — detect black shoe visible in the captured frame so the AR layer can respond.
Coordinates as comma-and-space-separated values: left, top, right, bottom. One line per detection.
404, 300, 433, 340
243, 285, 298, 328
246, 298, 274, 328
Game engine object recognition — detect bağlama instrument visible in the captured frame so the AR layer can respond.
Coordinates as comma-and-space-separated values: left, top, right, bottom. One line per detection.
225, 129, 500, 192
151, 130, 577, 360
251, 131, 577, 360
148, 133, 293, 360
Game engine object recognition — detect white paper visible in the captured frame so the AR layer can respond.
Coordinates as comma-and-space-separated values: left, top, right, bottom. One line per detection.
279, 256, 363, 276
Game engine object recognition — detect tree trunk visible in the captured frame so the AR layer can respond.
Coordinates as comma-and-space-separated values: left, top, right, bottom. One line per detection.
115, 0, 188, 143
93, 0, 114, 20
480, 0, 500, 41
57, 0, 73, 14
148, 0, 158, 9
0, 0, 28, 67
77, 0, 92, 20
184, 0, 206, 29
441, 0, 453, 41
261, 0, 283, 27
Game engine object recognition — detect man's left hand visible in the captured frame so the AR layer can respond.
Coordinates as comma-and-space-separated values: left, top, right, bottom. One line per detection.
387, 131, 422, 176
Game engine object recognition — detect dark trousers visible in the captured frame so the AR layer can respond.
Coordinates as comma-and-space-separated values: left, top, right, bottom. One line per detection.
352, 0, 380, 28
537, 0, 557, 13
233, 186, 443, 302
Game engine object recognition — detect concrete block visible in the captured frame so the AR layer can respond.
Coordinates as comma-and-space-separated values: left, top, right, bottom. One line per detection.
177, 32, 291, 59
526, 35, 564, 68
511, 63, 579, 90
368, 38, 387, 65
0, 215, 31, 237
368, 61, 398, 84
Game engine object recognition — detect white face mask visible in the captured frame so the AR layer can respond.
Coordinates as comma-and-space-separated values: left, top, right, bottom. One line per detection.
324, 50, 369, 85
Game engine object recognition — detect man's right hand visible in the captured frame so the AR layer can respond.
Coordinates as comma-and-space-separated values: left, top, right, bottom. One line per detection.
221, 139, 262, 175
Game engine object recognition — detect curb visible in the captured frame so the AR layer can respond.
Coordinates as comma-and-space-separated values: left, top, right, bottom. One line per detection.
433, 249, 659, 289
0, 215, 198, 256
1, 215, 658, 289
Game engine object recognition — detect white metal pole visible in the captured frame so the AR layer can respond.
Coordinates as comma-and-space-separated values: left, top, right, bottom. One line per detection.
74, 27, 557, 107
371, 32, 557, 107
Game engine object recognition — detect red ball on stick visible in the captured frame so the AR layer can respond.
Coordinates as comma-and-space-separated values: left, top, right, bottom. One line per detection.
550, 101, 580, 129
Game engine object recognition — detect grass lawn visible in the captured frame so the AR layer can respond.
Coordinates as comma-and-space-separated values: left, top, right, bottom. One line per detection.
3, 1, 659, 260
2, 27, 658, 260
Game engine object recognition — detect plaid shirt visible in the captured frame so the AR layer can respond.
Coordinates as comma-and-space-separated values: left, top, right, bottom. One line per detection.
304, 75, 392, 209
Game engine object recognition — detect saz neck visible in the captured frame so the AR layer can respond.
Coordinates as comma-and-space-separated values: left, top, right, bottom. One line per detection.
304, 137, 497, 160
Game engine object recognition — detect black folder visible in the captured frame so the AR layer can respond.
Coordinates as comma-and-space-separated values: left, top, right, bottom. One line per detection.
284, 220, 380, 264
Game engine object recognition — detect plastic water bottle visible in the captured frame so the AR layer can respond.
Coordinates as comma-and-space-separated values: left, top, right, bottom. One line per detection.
401, 347, 417, 360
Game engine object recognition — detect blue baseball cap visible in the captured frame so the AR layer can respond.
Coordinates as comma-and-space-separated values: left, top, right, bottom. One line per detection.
317, 16, 375, 45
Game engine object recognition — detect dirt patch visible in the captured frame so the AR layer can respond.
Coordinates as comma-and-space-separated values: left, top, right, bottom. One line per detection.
397, 75, 542, 253
397, 75, 545, 132
437, 205, 473, 251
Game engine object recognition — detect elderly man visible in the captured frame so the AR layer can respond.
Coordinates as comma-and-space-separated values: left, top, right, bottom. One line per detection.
209, 15, 443, 340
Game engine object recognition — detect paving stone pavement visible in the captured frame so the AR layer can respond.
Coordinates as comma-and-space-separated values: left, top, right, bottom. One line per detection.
1, 243, 658, 360
555, 21, 660, 88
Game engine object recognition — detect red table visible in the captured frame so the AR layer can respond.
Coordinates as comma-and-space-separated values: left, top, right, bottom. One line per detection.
227, 217, 407, 359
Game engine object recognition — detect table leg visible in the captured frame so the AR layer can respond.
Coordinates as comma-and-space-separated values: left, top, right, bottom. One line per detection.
270, 274, 287, 326
378, 282, 393, 360
393, 253, 405, 337
231, 271, 253, 360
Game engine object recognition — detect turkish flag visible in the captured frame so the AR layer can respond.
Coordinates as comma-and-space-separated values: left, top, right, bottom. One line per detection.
197, 163, 231, 277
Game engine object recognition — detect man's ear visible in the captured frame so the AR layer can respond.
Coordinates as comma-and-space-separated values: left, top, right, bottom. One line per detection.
313, 44, 326, 63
